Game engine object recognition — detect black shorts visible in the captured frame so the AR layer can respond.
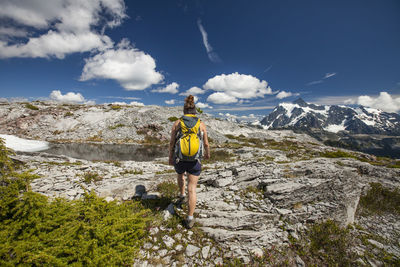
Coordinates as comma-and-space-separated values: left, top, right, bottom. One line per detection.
174, 160, 201, 176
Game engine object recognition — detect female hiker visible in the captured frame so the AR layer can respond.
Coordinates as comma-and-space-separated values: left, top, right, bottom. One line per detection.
168, 95, 210, 229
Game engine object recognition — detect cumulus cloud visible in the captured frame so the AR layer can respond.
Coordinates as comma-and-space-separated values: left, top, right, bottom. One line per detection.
180, 86, 206, 96
152, 82, 179, 94
129, 101, 145, 106
204, 72, 273, 104
165, 99, 175, 105
0, 0, 126, 59
80, 39, 164, 90
197, 19, 221, 63
196, 102, 212, 109
357, 92, 400, 113
207, 92, 238, 104
49, 90, 85, 103
276, 91, 293, 99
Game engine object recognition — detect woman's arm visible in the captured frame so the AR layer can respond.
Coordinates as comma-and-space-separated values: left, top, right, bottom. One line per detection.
168, 120, 180, 165
200, 122, 210, 160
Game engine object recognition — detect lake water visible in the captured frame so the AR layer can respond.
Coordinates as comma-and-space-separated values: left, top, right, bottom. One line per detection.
42, 143, 169, 161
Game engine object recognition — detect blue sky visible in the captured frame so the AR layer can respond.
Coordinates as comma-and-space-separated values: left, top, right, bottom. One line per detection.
1, 0, 400, 119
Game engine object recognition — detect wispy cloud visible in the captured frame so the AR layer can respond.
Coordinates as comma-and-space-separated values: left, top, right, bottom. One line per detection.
307, 72, 337, 86
263, 65, 273, 73
324, 72, 336, 79
197, 19, 221, 63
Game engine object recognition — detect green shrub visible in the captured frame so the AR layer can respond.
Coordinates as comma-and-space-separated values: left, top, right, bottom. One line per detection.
64, 111, 73, 117
0, 140, 153, 266
320, 150, 357, 159
0, 190, 152, 266
308, 220, 356, 265
82, 172, 102, 184
156, 180, 179, 200
168, 116, 179, 122
25, 103, 39, 110
358, 183, 400, 215
203, 150, 234, 164
108, 123, 125, 130
196, 107, 203, 114
0, 138, 14, 175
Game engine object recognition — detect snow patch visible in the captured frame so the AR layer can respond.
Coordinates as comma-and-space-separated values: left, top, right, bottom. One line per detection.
280, 103, 298, 118
0, 134, 49, 152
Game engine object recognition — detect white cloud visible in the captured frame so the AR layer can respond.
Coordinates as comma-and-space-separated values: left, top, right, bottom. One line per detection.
49, 90, 85, 103
307, 72, 337, 86
276, 91, 293, 99
180, 86, 206, 96
0, 0, 126, 59
197, 19, 221, 63
0, 32, 113, 59
306, 80, 324, 86
357, 92, 400, 113
196, 102, 212, 109
129, 101, 145, 106
80, 39, 164, 90
324, 72, 336, 79
152, 82, 179, 94
207, 92, 238, 104
204, 72, 273, 104
165, 99, 175, 105
312, 96, 359, 105
344, 98, 356, 105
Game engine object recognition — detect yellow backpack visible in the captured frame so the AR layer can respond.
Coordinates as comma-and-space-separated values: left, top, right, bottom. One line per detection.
175, 114, 203, 161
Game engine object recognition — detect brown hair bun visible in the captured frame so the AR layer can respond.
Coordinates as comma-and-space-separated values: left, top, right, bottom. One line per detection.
184, 95, 195, 109
183, 95, 196, 114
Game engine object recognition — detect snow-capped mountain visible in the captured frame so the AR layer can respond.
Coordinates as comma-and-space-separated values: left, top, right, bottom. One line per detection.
260, 98, 400, 135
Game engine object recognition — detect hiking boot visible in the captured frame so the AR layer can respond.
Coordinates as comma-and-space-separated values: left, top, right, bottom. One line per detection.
175, 195, 187, 209
184, 218, 195, 229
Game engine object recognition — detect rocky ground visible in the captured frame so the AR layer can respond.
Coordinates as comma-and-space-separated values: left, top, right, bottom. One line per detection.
2, 101, 400, 266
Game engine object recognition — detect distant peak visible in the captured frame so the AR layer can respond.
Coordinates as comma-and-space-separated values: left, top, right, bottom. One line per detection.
292, 98, 307, 107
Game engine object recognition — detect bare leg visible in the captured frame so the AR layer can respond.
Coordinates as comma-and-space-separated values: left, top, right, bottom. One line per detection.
177, 173, 185, 196
187, 174, 199, 216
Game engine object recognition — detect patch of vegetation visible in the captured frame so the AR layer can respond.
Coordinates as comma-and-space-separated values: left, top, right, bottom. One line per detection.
120, 169, 143, 175
224, 134, 236, 139
52, 130, 63, 135
82, 172, 103, 184
0, 138, 15, 175
64, 111, 73, 117
25, 103, 39, 110
320, 150, 358, 159
156, 180, 179, 200
203, 149, 234, 164
196, 107, 203, 114
358, 183, 400, 216
290, 220, 357, 266
86, 135, 103, 142
108, 123, 125, 130
240, 186, 264, 200
0, 139, 153, 266
168, 116, 179, 122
